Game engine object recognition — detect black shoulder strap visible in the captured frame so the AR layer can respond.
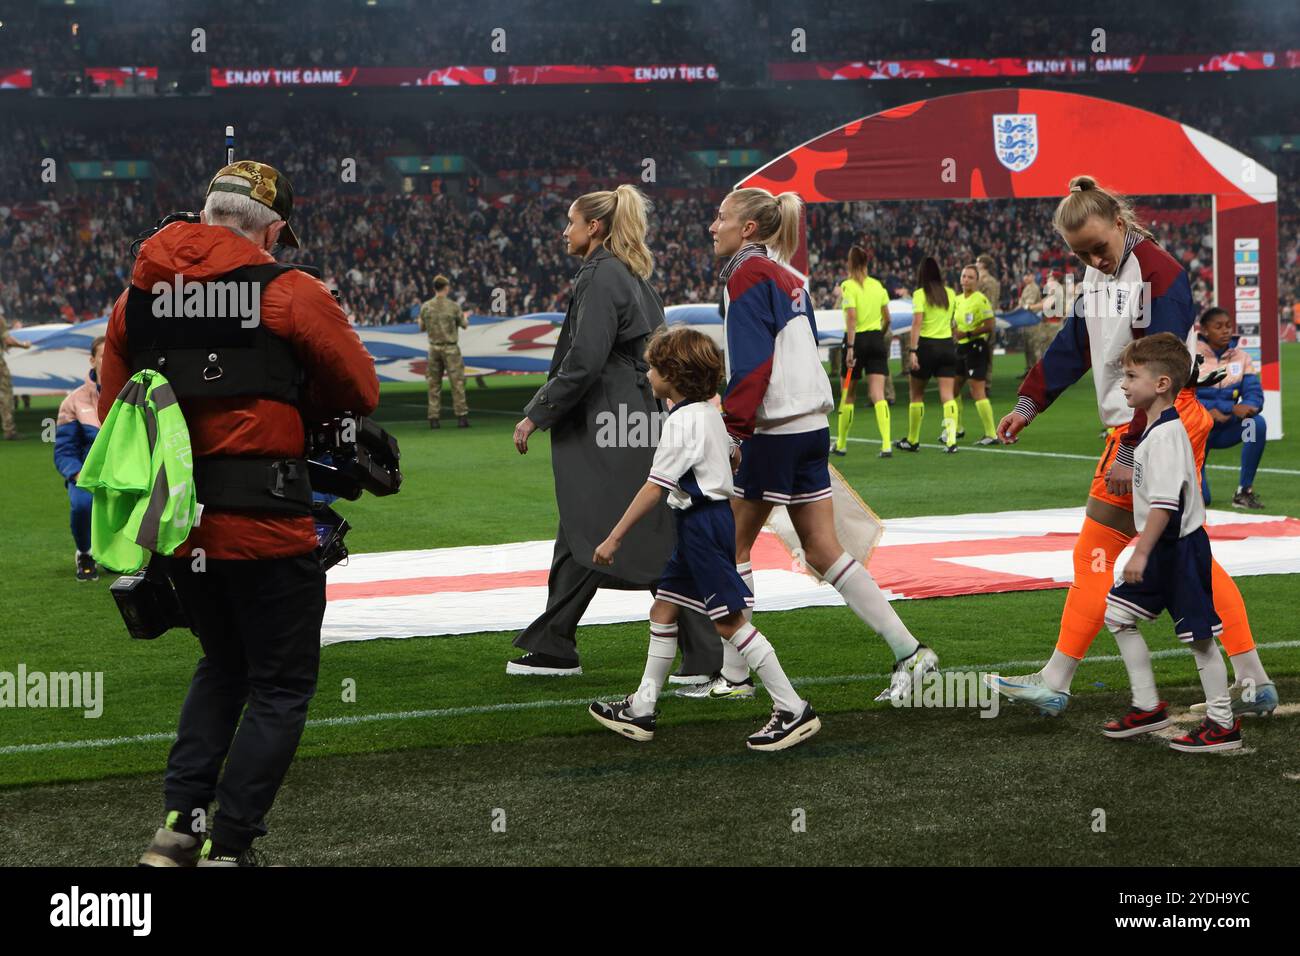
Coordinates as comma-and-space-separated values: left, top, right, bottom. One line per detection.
125, 262, 312, 403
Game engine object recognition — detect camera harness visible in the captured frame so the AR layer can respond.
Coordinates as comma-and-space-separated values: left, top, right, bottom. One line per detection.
124, 262, 318, 517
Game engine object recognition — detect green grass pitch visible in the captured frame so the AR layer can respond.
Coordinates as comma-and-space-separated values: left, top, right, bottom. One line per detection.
1, 348, 1297, 866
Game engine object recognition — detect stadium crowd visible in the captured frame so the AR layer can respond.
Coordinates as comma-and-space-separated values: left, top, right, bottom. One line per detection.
1, 101, 1296, 327
4, 0, 1294, 69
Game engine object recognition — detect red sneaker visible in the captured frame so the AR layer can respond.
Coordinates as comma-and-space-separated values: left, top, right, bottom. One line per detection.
1168, 717, 1243, 754
1102, 702, 1171, 739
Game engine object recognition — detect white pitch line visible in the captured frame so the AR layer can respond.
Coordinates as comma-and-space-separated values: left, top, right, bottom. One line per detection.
3, 640, 1297, 758
845, 436, 1300, 476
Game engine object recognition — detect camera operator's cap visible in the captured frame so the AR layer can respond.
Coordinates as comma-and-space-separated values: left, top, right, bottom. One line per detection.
206, 160, 300, 247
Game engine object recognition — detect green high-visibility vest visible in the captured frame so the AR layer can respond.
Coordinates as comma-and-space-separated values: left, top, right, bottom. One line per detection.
77, 370, 199, 573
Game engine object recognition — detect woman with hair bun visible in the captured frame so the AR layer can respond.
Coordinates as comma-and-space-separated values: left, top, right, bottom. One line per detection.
990, 175, 1276, 726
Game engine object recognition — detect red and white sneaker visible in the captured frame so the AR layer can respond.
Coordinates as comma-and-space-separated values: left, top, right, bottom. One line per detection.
1168, 717, 1243, 754
1101, 702, 1171, 739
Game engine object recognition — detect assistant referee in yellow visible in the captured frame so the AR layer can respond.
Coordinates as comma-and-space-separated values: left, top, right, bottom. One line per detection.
833, 246, 893, 458
951, 263, 1000, 445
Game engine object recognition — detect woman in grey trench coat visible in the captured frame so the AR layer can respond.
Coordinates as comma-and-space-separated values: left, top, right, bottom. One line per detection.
509, 185, 722, 677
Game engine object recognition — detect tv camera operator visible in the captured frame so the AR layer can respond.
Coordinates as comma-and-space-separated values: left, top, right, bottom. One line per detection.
97, 162, 382, 867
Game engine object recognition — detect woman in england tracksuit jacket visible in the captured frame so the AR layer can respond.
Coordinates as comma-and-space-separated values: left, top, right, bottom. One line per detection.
693, 186, 939, 704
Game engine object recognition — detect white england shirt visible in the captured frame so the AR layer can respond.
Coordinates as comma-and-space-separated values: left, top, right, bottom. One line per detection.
1132, 406, 1206, 540
647, 400, 735, 511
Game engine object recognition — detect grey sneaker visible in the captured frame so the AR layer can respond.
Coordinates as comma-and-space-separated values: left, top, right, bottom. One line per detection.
138, 817, 202, 868
1232, 488, 1264, 510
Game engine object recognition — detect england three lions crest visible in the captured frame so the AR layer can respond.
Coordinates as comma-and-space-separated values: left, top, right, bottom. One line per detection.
993, 114, 1038, 172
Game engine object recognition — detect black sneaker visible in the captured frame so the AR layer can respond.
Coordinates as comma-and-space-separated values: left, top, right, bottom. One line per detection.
943, 443, 958, 454
1232, 488, 1264, 510
458, 415, 470, 428
75, 552, 99, 582
1101, 702, 1170, 739
746, 701, 822, 752
429, 418, 441, 430
829, 446, 847, 457
197, 840, 265, 867
589, 696, 657, 741
1168, 716, 1243, 753
506, 652, 582, 676
894, 438, 920, 452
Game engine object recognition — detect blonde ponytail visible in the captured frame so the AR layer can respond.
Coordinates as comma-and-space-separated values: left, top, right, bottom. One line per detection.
573, 184, 654, 279
1053, 174, 1155, 241
727, 187, 803, 263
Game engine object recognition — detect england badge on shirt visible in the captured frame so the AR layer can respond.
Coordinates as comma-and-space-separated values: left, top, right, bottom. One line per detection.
993, 114, 1038, 172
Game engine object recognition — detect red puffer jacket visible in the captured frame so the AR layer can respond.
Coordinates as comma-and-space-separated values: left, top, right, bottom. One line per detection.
98, 221, 380, 560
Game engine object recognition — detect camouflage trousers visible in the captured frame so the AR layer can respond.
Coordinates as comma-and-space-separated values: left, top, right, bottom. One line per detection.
1024, 321, 1062, 370
0, 360, 14, 436
427, 345, 469, 418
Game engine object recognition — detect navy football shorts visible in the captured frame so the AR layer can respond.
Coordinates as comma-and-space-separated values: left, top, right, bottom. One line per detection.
733, 427, 833, 506
1106, 527, 1222, 642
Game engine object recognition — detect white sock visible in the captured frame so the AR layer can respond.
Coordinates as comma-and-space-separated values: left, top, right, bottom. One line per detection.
822, 552, 919, 660
720, 562, 754, 683
1228, 648, 1270, 688
1109, 624, 1159, 711
629, 622, 678, 717
1041, 650, 1081, 694
1190, 639, 1233, 729
728, 623, 802, 715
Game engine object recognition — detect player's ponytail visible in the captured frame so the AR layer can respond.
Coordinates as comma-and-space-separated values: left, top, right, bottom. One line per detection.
727, 186, 803, 264
916, 255, 947, 311
1053, 174, 1155, 242
574, 184, 654, 279
847, 245, 869, 284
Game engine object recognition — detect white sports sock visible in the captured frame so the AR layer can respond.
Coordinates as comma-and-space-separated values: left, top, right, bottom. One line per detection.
629, 622, 678, 717
720, 563, 754, 683
1227, 649, 1270, 688
728, 623, 802, 715
1190, 639, 1233, 729
1041, 650, 1081, 694
737, 561, 755, 623
822, 552, 919, 660
1109, 623, 1159, 711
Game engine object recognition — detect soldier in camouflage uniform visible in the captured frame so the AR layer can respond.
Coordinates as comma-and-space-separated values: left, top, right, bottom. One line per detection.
1023, 272, 1064, 374
976, 255, 1001, 395
418, 274, 470, 429
1, 313, 34, 440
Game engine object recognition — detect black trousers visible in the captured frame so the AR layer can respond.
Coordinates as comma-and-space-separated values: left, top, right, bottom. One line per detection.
514, 522, 723, 674
164, 552, 324, 851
